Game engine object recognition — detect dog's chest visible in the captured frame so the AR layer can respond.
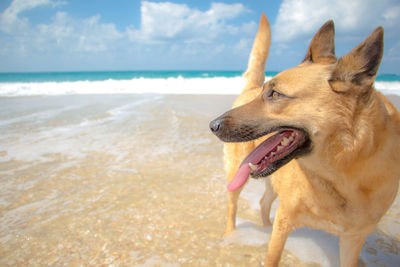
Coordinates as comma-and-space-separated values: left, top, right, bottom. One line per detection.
294, 174, 395, 234
298, 179, 352, 233
274, 165, 366, 233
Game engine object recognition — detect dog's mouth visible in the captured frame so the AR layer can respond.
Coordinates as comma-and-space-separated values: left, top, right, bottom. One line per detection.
227, 128, 311, 192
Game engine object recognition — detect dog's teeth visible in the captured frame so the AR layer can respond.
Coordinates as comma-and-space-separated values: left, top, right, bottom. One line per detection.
270, 152, 275, 156
288, 135, 295, 142
277, 145, 283, 151
248, 163, 258, 171
281, 137, 290, 146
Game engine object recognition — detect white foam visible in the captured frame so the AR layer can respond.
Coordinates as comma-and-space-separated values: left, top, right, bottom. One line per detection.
1, 77, 399, 97
375, 81, 400, 96
0, 77, 246, 97
0, 95, 162, 163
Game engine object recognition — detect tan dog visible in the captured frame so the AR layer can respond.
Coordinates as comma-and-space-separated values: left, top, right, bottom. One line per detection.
210, 15, 400, 267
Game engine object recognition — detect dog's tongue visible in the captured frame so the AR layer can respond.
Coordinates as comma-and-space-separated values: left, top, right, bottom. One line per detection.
226, 131, 290, 192
226, 142, 270, 192
227, 164, 251, 192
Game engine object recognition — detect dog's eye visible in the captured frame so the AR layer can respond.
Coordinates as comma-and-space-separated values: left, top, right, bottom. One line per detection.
268, 90, 283, 100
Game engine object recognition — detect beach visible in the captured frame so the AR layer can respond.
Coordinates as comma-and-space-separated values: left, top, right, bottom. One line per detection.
0, 91, 399, 266
1, 0, 400, 263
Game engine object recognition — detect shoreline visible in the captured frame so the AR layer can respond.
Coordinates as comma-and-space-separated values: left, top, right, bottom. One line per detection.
1, 91, 400, 102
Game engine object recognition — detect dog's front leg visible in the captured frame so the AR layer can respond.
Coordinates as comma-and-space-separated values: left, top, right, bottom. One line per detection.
225, 189, 242, 235
260, 177, 277, 226
224, 162, 242, 235
224, 143, 250, 236
339, 231, 370, 267
264, 207, 293, 267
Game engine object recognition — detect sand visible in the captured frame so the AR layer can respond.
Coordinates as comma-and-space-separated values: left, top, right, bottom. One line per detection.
0, 94, 399, 266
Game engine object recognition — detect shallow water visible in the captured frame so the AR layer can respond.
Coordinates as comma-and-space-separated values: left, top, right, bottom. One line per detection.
0, 94, 399, 266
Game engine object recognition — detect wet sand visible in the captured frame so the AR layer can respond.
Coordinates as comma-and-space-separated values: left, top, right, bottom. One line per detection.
0, 94, 399, 266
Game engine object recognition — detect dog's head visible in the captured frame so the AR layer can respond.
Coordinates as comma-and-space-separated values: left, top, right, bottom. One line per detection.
210, 20, 384, 189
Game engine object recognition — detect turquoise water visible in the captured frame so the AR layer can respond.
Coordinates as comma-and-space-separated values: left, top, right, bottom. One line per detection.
0, 71, 399, 97
0, 71, 246, 83
0, 70, 397, 83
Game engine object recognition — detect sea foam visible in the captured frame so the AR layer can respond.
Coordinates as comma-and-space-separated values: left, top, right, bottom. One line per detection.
0, 76, 399, 97
0, 76, 246, 97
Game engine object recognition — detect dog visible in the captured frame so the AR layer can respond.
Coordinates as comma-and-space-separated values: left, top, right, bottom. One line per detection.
210, 14, 400, 267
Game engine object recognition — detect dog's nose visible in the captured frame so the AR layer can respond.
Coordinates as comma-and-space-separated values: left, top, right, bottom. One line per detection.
209, 118, 222, 133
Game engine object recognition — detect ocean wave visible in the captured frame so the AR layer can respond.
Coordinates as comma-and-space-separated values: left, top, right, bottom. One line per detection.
375, 81, 400, 95
0, 77, 247, 96
0, 77, 399, 97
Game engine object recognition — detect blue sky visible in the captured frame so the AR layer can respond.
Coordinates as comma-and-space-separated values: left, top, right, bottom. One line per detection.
0, 0, 399, 74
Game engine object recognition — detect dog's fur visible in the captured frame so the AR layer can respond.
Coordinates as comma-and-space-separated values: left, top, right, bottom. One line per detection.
211, 14, 400, 267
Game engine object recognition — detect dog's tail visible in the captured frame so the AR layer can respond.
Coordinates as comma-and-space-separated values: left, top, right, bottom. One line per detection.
242, 13, 271, 92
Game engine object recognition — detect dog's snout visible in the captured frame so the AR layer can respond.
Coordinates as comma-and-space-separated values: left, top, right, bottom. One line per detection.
209, 118, 222, 133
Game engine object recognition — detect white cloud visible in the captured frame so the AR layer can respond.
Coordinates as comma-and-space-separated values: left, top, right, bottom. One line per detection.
388, 40, 400, 60
240, 21, 257, 35
37, 12, 73, 46
37, 12, 122, 53
0, 0, 255, 59
0, 0, 65, 33
274, 0, 400, 42
383, 5, 400, 27
1, 2, 122, 54
127, 1, 249, 43
1, 0, 254, 50
0, 1, 260, 71
234, 38, 251, 53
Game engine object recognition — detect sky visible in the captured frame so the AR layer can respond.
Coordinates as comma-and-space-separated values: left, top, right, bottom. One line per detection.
0, 0, 399, 74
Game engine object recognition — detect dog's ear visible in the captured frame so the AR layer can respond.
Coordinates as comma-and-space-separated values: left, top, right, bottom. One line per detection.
243, 13, 271, 89
303, 20, 336, 64
329, 27, 384, 94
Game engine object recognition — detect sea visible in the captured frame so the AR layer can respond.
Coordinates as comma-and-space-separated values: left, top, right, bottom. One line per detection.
0, 70, 399, 96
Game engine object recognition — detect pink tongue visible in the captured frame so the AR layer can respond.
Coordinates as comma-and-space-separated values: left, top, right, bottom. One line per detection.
227, 164, 251, 192
226, 130, 293, 192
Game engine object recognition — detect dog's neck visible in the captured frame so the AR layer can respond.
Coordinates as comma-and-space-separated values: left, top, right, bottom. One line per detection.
333, 89, 387, 167
299, 88, 390, 181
